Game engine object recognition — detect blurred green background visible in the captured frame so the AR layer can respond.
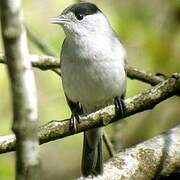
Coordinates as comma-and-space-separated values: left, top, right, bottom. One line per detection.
0, 0, 180, 179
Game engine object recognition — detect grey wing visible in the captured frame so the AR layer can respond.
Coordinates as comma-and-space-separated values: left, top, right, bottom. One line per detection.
65, 95, 83, 115
60, 39, 66, 69
60, 39, 83, 115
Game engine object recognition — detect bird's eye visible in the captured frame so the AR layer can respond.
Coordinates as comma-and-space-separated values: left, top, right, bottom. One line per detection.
76, 13, 84, 21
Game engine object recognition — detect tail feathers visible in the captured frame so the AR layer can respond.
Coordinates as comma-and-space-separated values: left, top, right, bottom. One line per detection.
82, 132, 103, 177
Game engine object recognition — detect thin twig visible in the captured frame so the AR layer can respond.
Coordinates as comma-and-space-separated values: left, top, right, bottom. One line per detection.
127, 66, 165, 86
103, 131, 116, 157
26, 26, 56, 56
51, 68, 62, 76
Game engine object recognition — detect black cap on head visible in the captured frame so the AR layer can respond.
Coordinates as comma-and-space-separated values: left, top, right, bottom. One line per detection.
63, 2, 100, 17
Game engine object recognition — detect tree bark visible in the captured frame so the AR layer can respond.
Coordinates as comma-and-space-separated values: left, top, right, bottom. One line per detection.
0, 74, 179, 154
0, 0, 40, 179
79, 125, 180, 180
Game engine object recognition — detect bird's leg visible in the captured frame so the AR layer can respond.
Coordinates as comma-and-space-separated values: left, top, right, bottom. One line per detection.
114, 96, 125, 119
70, 113, 80, 133
69, 103, 83, 133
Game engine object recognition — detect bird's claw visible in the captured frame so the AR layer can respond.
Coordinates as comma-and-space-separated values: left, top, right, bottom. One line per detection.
70, 113, 80, 133
114, 96, 125, 119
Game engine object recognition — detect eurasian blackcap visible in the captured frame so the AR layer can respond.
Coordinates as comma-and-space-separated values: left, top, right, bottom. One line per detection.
50, 2, 127, 177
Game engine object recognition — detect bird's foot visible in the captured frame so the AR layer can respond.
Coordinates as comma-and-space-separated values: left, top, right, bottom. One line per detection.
114, 96, 125, 119
70, 113, 80, 133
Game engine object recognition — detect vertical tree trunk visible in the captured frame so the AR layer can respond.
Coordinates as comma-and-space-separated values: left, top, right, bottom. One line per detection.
0, 0, 40, 179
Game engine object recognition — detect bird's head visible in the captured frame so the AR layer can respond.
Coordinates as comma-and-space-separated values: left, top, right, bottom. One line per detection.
50, 2, 111, 38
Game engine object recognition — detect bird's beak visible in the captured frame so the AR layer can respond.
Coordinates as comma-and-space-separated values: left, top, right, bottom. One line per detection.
49, 15, 70, 24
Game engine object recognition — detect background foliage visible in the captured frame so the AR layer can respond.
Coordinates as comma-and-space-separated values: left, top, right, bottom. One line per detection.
0, 0, 180, 179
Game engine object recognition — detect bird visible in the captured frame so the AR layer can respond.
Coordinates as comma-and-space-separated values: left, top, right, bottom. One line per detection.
50, 2, 127, 177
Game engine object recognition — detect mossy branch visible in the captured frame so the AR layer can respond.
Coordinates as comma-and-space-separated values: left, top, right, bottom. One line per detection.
0, 73, 179, 154
79, 125, 180, 180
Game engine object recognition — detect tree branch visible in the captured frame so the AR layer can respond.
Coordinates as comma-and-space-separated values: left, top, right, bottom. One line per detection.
0, 0, 40, 179
0, 74, 179, 154
79, 125, 180, 179
127, 66, 165, 86
26, 26, 56, 57
0, 53, 172, 87
103, 131, 116, 157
